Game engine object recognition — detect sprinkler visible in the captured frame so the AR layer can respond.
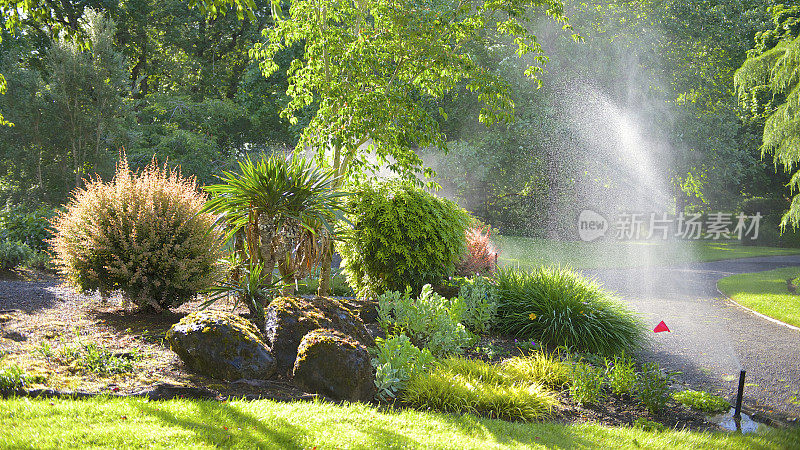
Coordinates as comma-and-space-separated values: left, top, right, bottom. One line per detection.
733, 370, 746, 420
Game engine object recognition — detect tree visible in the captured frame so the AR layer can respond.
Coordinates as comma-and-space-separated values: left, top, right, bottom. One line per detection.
47, 9, 128, 189
253, 0, 576, 293
735, 4, 800, 228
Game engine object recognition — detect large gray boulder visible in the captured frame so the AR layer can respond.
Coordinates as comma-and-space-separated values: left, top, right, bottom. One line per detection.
166, 310, 276, 381
264, 296, 375, 377
292, 329, 376, 402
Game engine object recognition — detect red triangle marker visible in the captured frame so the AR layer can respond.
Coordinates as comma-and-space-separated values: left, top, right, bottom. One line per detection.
654, 321, 670, 333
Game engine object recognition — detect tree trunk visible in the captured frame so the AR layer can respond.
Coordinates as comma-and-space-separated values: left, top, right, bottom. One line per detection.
317, 240, 333, 297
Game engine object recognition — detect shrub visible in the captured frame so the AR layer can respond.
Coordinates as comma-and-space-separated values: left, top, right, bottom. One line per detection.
370, 334, 435, 401
338, 181, 469, 298
635, 362, 673, 414
569, 362, 606, 406
494, 266, 645, 355
402, 357, 557, 422
500, 352, 571, 389
606, 354, 636, 396
377, 285, 474, 356
455, 224, 499, 276
0, 240, 34, 271
673, 390, 730, 414
0, 204, 55, 252
51, 158, 223, 311
457, 276, 498, 334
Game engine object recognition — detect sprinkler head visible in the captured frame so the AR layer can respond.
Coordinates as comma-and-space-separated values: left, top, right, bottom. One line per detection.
733, 370, 746, 419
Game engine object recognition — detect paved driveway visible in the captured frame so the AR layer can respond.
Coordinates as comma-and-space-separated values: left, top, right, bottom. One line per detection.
582, 255, 800, 419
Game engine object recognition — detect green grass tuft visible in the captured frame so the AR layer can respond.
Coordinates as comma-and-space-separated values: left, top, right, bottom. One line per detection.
402, 357, 558, 422
673, 390, 731, 414
500, 352, 571, 390
494, 266, 645, 355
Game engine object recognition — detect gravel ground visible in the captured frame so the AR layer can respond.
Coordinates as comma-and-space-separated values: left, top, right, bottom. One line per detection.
583, 255, 800, 423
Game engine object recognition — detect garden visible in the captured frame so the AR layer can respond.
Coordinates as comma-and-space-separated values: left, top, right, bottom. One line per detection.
3, 0, 800, 447
2, 153, 798, 448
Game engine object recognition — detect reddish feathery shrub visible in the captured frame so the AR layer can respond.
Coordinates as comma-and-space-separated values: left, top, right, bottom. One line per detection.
51, 158, 223, 311
455, 225, 499, 276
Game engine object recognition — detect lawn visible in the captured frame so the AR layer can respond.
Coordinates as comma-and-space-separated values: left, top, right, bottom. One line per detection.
1, 396, 799, 449
717, 267, 800, 328
497, 236, 800, 269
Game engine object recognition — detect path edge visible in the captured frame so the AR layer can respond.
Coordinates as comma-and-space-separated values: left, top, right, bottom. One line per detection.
715, 283, 800, 333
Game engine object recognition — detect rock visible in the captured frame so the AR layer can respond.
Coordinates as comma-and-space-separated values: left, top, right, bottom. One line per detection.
292, 329, 376, 402
264, 296, 375, 376
166, 310, 276, 381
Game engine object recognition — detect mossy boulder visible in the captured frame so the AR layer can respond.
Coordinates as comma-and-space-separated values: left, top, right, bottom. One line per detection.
292, 329, 375, 402
264, 296, 375, 376
166, 310, 276, 381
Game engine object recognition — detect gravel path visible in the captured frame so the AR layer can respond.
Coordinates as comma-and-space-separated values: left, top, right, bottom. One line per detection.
582, 255, 800, 420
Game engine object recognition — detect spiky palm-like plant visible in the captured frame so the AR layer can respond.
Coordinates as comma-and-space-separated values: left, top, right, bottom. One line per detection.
202, 153, 346, 297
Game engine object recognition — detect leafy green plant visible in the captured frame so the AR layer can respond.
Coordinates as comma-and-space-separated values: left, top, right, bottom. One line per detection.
377, 285, 474, 356
457, 276, 498, 334
0, 204, 55, 252
36, 342, 54, 360
0, 240, 33, 270
569, 362, 606, 406
370, 334, 435, 402
203, 261, 288, 330
606, 354, 636, 396
500, 352, 571, 390
56, 342, 140, 376
402, 357, 557, 422
673, 390, 730, 414
494, 266, 645, 355
50, 158, 223, 311
338, 181, 470, 298
0, 365, 29, 392
635, 362, 673, 414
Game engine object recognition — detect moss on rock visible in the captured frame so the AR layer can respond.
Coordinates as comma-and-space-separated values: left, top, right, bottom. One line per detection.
166, 310, 276, 381
292, 329, 375, 402
264, 296, 374, 377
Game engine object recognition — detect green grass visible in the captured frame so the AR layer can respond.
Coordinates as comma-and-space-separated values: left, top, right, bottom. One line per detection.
497, 236, 800, 269
494, 266, 645, 355
1, 396, 799, 449
717, 266, 800, 328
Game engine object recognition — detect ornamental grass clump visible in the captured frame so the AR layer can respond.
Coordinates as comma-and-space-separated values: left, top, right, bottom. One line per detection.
401, 357, 557, 422
51, 158, 223, 311
494, 266, 645, 355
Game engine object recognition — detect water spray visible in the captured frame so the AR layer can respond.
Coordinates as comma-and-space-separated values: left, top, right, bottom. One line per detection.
733, 369, 746, 420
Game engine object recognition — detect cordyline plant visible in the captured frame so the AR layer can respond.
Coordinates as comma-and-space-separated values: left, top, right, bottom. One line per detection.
201, 152, 347, 311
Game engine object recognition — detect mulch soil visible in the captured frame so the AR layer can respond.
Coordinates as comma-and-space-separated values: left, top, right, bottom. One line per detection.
0, 269, 732, 432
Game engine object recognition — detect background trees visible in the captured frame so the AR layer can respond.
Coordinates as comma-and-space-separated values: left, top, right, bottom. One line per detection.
0, 0, 795, 244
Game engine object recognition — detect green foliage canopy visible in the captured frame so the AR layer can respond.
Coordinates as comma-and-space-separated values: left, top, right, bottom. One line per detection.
735, 4, 800, 228
252, 0, 576, 183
